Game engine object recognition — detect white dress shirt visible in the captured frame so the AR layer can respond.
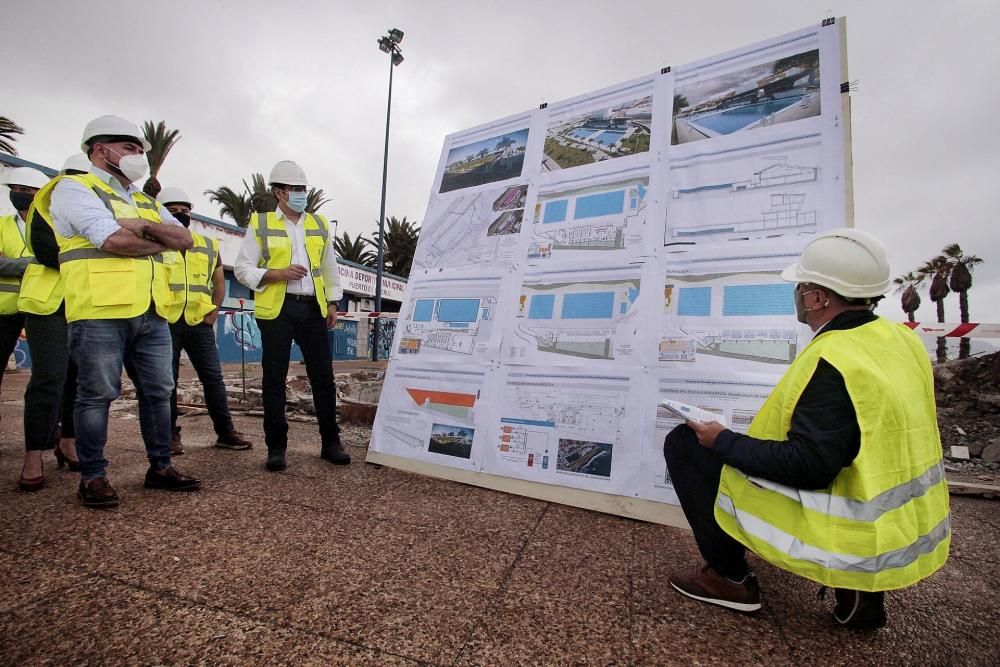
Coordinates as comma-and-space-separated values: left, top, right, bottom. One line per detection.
50, 166, 180, 248
234, 207, 343, 301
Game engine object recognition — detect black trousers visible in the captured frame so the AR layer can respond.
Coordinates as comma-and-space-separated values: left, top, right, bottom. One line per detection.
170, 319, 234, 437
23, 311, 77, 451
663, 424, 749, 580
0, 312, 25, 389
257, 298, 340, 452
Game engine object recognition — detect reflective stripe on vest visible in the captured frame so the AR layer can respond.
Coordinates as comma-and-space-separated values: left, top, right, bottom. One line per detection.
715, 318, 950, 591
716, 493, 951, 574
249, 212, 330, 320
18, 181, 66, 315
180, 232, 219, 325
0, 214, 31, 315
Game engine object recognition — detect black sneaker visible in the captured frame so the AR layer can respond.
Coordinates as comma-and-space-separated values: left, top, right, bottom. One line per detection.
79, 477, 120, 509
144, 466, 201, 491
320, 442, 351, 465
266, 449, 287, 472
833, 589, 886, 630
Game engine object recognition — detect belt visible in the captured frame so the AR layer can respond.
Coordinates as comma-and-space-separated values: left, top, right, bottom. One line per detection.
285, 293, 316, 303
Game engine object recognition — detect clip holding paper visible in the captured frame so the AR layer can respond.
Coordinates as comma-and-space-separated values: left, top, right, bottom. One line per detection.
822, 17, 836, 27
539, 102, 548, 110
661, 66, 671, 74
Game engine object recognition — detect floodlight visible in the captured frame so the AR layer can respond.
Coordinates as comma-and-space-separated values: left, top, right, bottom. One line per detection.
378, 37, 391, 53
392, 51, 404, 66
389, 28, 403, 43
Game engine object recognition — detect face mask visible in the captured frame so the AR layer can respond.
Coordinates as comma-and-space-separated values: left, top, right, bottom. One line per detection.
9, 191, 34, 212
104, 147, 149, 183
286, 191, 308, 213
794, 287, 826, 324
172, 211, 191, 228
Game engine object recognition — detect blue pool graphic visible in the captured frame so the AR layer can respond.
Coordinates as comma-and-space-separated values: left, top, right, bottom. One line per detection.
690, 97, 803, 136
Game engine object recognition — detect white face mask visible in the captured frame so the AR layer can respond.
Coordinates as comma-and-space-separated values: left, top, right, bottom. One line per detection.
105, 147, 149, 183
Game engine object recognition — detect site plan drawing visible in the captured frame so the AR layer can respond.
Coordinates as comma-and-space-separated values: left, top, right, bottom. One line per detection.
641, 371, 777, 504
658, 262, 810, 373
413, 182, 530, 272
502, 263, 652, 366
393, 273, 512, 365
485, 367, 646, 495
370, 363, 492, 471
527, 166, 652, 265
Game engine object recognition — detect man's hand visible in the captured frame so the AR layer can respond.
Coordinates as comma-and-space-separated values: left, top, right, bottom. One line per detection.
203, 309, 219, 327
687, 419, 728, 449
280, 264, 309, 282
325, 308, 338, 329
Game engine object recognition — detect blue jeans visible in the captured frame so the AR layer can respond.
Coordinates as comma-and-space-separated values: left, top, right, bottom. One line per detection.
69, 311, 174, 481
169, 320, 234, 436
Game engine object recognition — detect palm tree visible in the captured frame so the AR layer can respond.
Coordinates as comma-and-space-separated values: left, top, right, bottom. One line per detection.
204, 186, 253, 227
892, 272, 922, 323
942, 243, 984, 359
245, 173, 276, 213
334, 231, 375, 267
141, 121, 181, 198
368, 215, 420, 278
0, 116, 24, 155
917, 256, 951, 363
306, 187, 329, 214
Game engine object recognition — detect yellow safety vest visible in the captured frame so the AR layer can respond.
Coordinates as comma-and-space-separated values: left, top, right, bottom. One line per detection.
19, 178, 67, 316
176, 231, 220, 325
0, 214, 31, 315
249, 211, 331, 320
715, 317, 950, 591
49, 174, 180, 323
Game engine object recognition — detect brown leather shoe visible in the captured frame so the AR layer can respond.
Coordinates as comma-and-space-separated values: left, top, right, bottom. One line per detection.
78, 477, 119, 508
170, 430, 185, 455
669, 564, 761, 612
215, 430, 253, 450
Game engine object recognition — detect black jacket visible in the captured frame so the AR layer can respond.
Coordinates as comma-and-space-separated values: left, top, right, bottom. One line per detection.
713, 310, 878, 490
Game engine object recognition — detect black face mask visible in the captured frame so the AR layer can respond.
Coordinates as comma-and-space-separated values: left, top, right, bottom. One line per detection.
173, 211, 191, 227
9, 191, 34, 212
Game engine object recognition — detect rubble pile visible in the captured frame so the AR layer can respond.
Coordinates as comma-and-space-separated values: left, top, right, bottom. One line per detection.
935, 351, 1000, 471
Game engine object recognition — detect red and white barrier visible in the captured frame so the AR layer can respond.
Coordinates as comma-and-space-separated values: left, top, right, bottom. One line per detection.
903, 322, 1000, 339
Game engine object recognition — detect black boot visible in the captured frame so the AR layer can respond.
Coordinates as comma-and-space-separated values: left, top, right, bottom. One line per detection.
833, 589, 886, 630
265, 448, 287, 472
320, 441, 351, 465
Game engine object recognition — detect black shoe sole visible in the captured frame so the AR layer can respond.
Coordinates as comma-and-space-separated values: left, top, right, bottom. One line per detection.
215, 442, 253, 451
320, 455, 351, 465
78, 493, 119, 508
265, 462, 287, 471
143, 481, 201, 491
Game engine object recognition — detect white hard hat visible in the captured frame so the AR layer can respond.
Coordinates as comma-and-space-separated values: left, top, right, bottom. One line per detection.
159, 186, 192, 207
61, 153, 92, 174
781, 228, 891, 298
80, 115, 151, 152
4, 166, 49, 190
268, 160, 308, 187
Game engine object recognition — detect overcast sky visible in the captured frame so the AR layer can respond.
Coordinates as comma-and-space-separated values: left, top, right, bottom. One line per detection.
4, 0, 998, 324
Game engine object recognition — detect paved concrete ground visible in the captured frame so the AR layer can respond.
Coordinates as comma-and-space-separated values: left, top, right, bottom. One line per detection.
1, 367, 999, 666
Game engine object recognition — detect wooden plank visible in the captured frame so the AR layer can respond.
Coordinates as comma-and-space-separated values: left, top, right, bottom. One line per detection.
365, 450, 690, 529
947, 480, 1000, 498
839, 16, 855, 227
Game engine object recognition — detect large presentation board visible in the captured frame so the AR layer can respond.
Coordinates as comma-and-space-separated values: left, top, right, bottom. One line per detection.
369, 19, 852, 528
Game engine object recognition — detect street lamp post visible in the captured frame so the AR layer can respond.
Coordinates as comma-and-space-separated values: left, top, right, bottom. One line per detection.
372, 28, 404, 361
